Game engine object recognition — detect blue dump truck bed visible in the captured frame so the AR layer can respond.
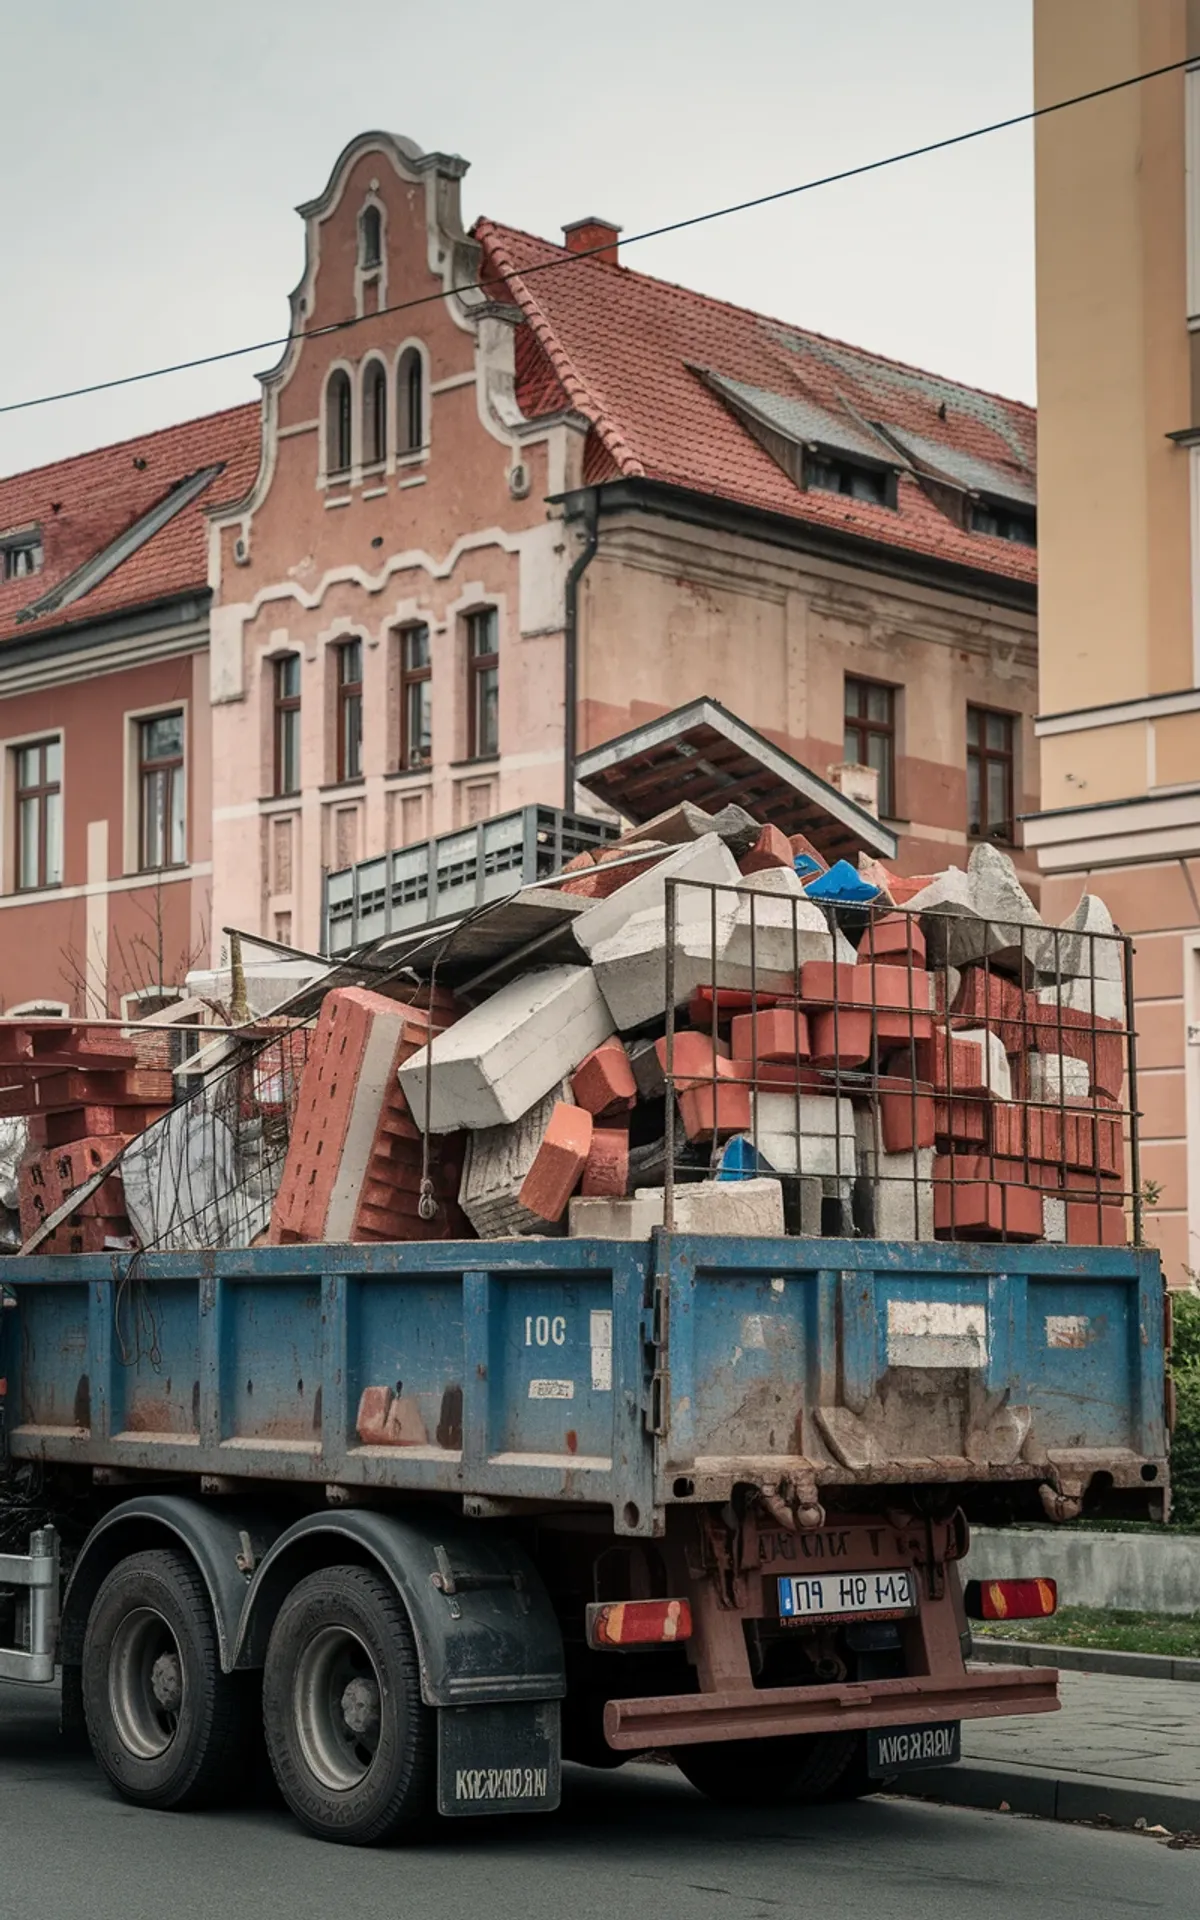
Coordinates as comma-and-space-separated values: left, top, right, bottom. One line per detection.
1, 1234, 1167, 1531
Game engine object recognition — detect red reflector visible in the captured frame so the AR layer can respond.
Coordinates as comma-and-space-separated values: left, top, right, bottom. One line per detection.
586, 1598, 693, 1649
964, 1577, 1057, 1621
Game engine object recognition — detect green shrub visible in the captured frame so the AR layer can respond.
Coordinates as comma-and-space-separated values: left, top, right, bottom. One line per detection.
1171, 1291, 1200, 1372
1171, 1363, 1200, 1529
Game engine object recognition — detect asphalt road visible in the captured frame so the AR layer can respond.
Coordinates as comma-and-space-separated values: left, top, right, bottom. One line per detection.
2, 1680, 1198, 1920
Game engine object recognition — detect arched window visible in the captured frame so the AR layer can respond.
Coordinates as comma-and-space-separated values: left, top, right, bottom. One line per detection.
326, 369, 352, 475
398, 346, 424, 453
359, 204, 382, 270
362, 361, 388, 467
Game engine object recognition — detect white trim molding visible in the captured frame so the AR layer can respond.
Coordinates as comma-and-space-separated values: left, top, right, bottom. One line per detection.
1022, 787, 1200, 872
1036, 685, 1200, 739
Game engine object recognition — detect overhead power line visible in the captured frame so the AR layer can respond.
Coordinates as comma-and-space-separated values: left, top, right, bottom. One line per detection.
1, 54, 1193, 419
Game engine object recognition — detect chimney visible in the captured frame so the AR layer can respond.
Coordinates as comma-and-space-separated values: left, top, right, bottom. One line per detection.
562, 216, 622, 266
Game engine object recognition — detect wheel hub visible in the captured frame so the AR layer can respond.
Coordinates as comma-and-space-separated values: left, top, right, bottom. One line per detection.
151, 1651, 183, 1714
340, 1675, 380, 1738
294, 1625, 385, 1791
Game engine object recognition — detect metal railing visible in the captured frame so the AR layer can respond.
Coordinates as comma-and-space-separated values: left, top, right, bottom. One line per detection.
323, 806, 619, 956
660, 877, 1138, 1246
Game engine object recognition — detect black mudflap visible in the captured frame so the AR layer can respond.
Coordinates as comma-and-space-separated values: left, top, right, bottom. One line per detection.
437, 1700, 562, 1817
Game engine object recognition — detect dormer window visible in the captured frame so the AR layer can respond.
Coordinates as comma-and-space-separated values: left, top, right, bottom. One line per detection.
970, 500, 1036, 547
359, 204, 382, 270
2, 528, 43, 581
805, 453, 894, 507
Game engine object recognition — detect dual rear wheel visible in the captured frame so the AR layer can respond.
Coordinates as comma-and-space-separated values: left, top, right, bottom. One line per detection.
82, 1554, 433, 1845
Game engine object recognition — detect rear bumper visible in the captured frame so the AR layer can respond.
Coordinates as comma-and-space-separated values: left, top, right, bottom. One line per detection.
604, 1662, 1059, 1750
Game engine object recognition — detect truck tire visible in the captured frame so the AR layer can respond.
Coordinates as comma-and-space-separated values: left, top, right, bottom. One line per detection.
819, 1732, 887, 1801
674, 1730, 858, 1806
262, 1564, 436, 1846
82, 1548, 252, 1811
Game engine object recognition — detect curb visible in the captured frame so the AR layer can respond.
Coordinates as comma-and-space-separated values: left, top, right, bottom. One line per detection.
971, 1638, 1200, 1684
898, 1757, 1200, 1833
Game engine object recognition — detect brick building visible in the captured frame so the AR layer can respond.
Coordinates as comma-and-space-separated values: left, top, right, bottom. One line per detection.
0, 408, 256, 1016
206, 130, 1040, 965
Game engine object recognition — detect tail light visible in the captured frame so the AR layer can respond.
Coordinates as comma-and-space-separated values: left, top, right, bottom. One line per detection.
586, 1598, 693, 1650
963, 1577, 1057, 1621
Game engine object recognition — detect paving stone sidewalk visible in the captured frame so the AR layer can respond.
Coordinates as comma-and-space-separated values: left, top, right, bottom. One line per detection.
905, 1667, 1200, 1829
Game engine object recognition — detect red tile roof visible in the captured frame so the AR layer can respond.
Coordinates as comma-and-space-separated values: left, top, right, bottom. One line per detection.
0, 403, 260, 645
476, 220, 1037, 588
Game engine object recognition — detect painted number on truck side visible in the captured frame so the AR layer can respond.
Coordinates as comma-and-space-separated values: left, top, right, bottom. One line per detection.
525, 1315, 567, 1348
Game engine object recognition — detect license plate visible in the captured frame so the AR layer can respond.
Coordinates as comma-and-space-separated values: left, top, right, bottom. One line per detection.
867, 1720, 961, 1776
777, 1568, 916, 1622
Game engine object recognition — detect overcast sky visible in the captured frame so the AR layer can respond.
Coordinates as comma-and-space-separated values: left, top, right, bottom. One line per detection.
0, 0, 1034, 477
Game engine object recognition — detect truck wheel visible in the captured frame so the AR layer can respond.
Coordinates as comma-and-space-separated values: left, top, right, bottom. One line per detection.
262, 1564, 436, 1846
82, 1548, 251, 1811
819, 1733, 887, 1801
674, 1730, 858, 1806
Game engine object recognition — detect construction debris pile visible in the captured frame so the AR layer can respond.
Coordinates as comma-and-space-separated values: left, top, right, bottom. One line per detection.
262, 800, 1131, 1251
4, 800, 1132, 1257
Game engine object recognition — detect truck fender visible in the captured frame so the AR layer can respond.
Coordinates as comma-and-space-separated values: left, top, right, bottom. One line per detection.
233, 1508, 566, 1708
59, 1494, 283, 1672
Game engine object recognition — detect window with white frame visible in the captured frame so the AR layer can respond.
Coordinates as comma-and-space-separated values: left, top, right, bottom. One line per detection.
138, 711, 186, 869
2, 527, 43, 581
13, 736, 62, 890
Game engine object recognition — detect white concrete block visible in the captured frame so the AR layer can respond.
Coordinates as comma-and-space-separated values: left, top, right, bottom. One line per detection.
399, 966, 612, 1133
854, 1144, 934, 1241
589, 901, 739, 1032
569, 1193, 665, 1238
720, 874, 854, 991
1037, 975, 1125, 1023
1035, 893, 1123, 985
1042, 1194, 1066, 1244
1028, 1052, 1090, 1103
573, 834, 741, 955
459, 1086, 570, 1236
636, 1176, 786, 1236
953, 1028, 1013, 1100
751, 1091, 856, 1177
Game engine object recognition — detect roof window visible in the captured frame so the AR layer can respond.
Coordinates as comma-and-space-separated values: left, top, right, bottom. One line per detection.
805, 453, 894, 507
970, 500, 1036, 547
2, 528, 43, 581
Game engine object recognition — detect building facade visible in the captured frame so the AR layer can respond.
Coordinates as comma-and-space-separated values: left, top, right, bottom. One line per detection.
1029, 0, 1200, 1285
207, 131, 1042, 969
0, 408, 256, 1017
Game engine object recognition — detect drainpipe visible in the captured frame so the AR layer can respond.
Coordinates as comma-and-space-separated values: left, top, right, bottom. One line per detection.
563, 487, 600, 812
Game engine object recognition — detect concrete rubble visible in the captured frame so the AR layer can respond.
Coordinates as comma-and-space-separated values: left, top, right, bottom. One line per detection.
6, 805, 1132, 1259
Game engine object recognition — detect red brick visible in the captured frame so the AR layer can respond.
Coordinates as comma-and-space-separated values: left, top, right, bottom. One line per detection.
558, 850, 598, 895
28, 1103, 169, 1147
1028, 1006, 1124, 1101
688, 984, 787, 1031
729, 1006, 810, 1063
0, 1068, 173, 1117
581, 1126, 629, 1198
727, 1058, 827, 1091
789, 834, 828, 872
1062, 1166, 1122, 1193
1065, 1200, 1127, 1246
561, 843, 664, 899
677, 1071, 752, 1141
875, 1008, 935, 1044
518, 1102, 593, 1222
655, 1030, 730, 1088
889, 872, 939, 905
739, 824, 795, 874
945, 1153, 1060, 1189
810, 1007, 872, 1068
880, 1089, 936, 1152
933, 1177, 1042, 1240
892, 1030, 994, 1097
934, 1097, 990, 1146
861, 914, 927, 968
572, 1037, 637, 1115
799, 961, 867, 1007
950, 968, 1030, 1052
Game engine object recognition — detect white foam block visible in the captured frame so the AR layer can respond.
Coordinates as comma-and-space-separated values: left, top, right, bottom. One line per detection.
573, 833, 741, 955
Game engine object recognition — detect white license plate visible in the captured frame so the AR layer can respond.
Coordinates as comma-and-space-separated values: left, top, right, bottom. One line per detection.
777, 1568, 916, 1622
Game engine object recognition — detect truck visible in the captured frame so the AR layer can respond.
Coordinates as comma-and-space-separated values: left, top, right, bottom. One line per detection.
0, 1230, 1167, 1844
0, 875, 1171, 1847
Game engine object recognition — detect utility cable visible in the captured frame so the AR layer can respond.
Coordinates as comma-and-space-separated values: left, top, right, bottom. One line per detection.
0, 53, 1193, 418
